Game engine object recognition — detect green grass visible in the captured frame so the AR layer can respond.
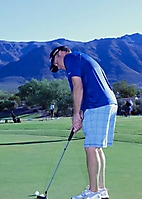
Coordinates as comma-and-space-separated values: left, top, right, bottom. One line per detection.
0, 116, 142, 199
115, 116, 142, 144
0, 117, 84, 139
1, 116, 142, 143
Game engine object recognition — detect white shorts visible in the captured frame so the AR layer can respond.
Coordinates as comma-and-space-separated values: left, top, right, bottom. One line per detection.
82, 104, 117, 148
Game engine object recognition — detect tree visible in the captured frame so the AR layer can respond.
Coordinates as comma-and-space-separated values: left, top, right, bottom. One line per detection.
113, 80, 137, 98
18, 79, 41, 103
9, 95, 21, 106
0, 99, 16, 111
0, 90, 9, 100
135, 99, 142, 115
17, 79, 73, 115
51, 79, 73, 115
0, 91, 18, 111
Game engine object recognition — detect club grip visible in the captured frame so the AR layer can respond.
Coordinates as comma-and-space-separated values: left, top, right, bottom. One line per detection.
68, 129, 74, 141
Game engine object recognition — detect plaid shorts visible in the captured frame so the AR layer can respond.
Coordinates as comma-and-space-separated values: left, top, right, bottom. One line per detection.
82, 104, 117, 148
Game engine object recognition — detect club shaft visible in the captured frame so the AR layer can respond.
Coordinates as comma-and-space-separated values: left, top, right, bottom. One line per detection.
45, 141, 69, 194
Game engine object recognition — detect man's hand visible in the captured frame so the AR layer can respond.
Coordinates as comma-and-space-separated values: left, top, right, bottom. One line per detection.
72, 113, 82, 133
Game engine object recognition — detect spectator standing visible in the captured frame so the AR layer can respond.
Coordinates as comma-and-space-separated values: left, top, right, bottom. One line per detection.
50, 103, 55, 119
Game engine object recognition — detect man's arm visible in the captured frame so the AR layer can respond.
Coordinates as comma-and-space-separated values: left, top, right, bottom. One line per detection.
71, 76, 83, 133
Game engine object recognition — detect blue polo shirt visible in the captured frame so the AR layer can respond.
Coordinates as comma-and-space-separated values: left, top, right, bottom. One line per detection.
64, 52, 117, 112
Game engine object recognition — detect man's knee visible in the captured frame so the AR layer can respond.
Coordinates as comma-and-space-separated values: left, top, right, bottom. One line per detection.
85, 147, 101, 154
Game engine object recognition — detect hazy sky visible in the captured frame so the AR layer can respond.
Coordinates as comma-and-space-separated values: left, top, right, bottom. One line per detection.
0, 0, 142, 42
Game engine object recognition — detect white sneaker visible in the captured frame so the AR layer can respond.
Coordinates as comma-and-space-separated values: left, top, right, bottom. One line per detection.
99, 188, 109, 199
71, 188, 101, 199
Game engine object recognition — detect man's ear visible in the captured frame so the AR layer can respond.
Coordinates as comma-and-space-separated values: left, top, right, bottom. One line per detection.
58, 50, 62, 56
58, 50, 66, 57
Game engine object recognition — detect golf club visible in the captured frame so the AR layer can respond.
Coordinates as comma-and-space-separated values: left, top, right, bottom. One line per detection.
29, 129, 74, 199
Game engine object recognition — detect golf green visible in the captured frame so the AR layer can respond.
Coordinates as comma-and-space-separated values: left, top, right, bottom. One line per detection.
0, 133, 142, 199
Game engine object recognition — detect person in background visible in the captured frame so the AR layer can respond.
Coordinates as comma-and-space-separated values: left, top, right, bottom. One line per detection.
49, 46, 118, 199
125, 100, 133, 117
50, 103, 55, 119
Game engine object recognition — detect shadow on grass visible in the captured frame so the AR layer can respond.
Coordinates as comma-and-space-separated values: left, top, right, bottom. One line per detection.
0, 137, 85, 146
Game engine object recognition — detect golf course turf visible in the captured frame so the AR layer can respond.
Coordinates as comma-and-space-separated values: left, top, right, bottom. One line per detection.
0, 116, 142, 199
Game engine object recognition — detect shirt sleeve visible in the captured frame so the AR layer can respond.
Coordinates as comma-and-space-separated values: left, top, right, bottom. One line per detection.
64, 53, 81, 79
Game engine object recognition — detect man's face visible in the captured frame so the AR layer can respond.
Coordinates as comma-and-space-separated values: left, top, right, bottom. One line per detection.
53, 51, 66, 70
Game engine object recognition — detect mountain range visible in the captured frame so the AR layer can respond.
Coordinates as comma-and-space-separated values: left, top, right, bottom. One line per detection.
0, 33, 142, 92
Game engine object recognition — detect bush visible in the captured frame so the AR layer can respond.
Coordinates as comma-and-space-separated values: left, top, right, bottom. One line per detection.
0, 100, 16, 111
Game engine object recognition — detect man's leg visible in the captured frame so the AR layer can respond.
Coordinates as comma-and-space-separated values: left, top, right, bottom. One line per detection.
71, 146, 102, 199
85, 147, 101, 192
97, 148, 106, 189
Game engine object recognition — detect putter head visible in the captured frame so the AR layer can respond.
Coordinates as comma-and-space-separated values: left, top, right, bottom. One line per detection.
37, 194, 47, 199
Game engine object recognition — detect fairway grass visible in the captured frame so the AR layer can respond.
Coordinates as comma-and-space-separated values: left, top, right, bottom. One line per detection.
115, 116, 142, 144
0, 116, 142, 199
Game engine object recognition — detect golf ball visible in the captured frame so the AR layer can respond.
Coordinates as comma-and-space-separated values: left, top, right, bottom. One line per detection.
34, 191, 39, 196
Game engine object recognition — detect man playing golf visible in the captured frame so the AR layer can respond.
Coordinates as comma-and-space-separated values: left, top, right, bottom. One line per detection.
50, 46, 118, 199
